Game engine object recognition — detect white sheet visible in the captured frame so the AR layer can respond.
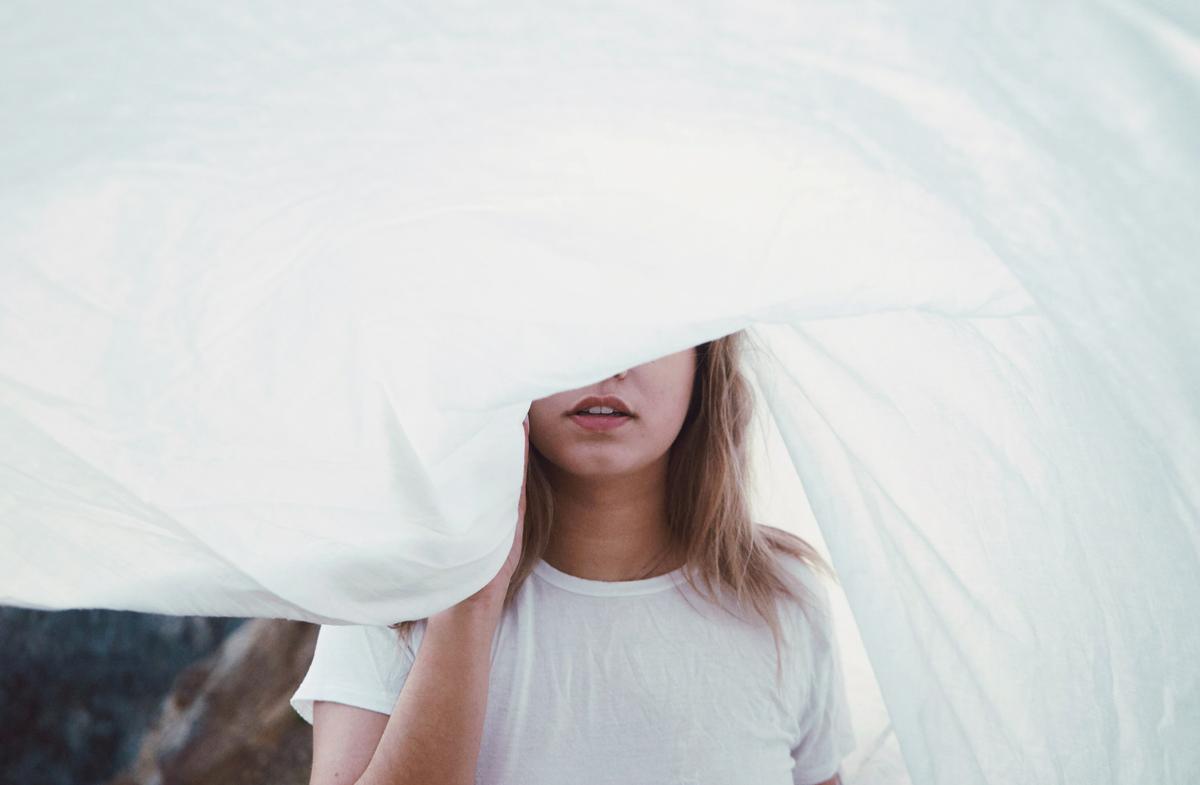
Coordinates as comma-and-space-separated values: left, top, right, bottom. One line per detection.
1, 2, 1197, 783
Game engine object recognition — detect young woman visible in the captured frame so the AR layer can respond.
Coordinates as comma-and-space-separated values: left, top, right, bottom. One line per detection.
291, 331, 855, 785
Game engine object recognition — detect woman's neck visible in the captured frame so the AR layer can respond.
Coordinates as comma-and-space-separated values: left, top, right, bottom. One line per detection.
540, 455, 682, 581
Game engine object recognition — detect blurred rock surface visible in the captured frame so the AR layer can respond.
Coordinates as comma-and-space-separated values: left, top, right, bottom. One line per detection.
104, 618, 317, 785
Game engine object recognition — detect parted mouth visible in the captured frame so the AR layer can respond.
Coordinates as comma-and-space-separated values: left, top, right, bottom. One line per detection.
566, 394, 635, 416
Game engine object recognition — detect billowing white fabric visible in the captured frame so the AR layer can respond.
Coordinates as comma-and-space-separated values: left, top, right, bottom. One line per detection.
1, 3, 1197, 784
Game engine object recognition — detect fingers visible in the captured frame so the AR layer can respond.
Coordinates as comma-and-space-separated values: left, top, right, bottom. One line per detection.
518, 411, 530, 517
522, 412, 531, 473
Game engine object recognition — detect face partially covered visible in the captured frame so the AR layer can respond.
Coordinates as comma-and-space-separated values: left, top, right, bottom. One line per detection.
528, 347, 698, 480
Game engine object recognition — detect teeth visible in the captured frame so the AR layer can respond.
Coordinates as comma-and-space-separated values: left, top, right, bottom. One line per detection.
578, 406, 625, 416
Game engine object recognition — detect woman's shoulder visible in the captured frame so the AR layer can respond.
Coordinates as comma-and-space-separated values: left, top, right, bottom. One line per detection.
319, 619, 427, 651
756, 524, 834, 591
761, 541, 838, 648
310, 619, 430, 674
777, 551, 833, 598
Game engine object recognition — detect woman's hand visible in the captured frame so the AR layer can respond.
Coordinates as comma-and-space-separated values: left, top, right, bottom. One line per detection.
494, 412, 530, 586
450, 412, 529, 611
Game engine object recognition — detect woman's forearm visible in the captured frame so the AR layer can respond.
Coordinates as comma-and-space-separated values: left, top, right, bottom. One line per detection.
357, 596, 504, 785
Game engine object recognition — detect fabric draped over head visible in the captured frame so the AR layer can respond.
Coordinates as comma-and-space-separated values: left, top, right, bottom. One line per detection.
0, 3, 1197, 785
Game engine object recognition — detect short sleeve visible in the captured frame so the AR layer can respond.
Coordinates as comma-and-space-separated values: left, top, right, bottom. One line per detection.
290, 622, 424, 725
789, 573, 857, 785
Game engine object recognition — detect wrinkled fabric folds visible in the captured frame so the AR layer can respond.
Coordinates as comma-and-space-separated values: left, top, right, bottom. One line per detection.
1, 3, 1197, 784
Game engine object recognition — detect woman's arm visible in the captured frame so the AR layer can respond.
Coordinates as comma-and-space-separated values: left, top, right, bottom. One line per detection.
354, 415, 527, 785
312, 414, 528, 785
353, 593, 505, 785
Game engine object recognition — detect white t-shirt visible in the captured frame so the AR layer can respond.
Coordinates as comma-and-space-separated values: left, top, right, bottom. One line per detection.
291, 553, 856, 785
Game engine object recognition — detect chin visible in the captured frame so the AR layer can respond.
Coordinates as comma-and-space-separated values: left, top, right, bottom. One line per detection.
558, 447, 662, 479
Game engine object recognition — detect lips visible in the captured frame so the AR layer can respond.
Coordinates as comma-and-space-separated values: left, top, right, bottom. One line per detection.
567, 394, 635, 416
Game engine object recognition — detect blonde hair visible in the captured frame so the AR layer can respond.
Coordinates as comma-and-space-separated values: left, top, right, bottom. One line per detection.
391, 329, 837, 686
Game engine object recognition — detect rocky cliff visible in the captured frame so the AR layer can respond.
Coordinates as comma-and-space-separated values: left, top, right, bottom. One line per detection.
104, 618, 318, 785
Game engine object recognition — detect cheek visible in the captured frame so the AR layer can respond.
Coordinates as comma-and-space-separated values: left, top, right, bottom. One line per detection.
626, 389, 694, 455
652, 394, 694, 445
526, 403, 558, 451
656, 370, 697, 430
528, 396, 566, 425
527, 400, 598, 461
